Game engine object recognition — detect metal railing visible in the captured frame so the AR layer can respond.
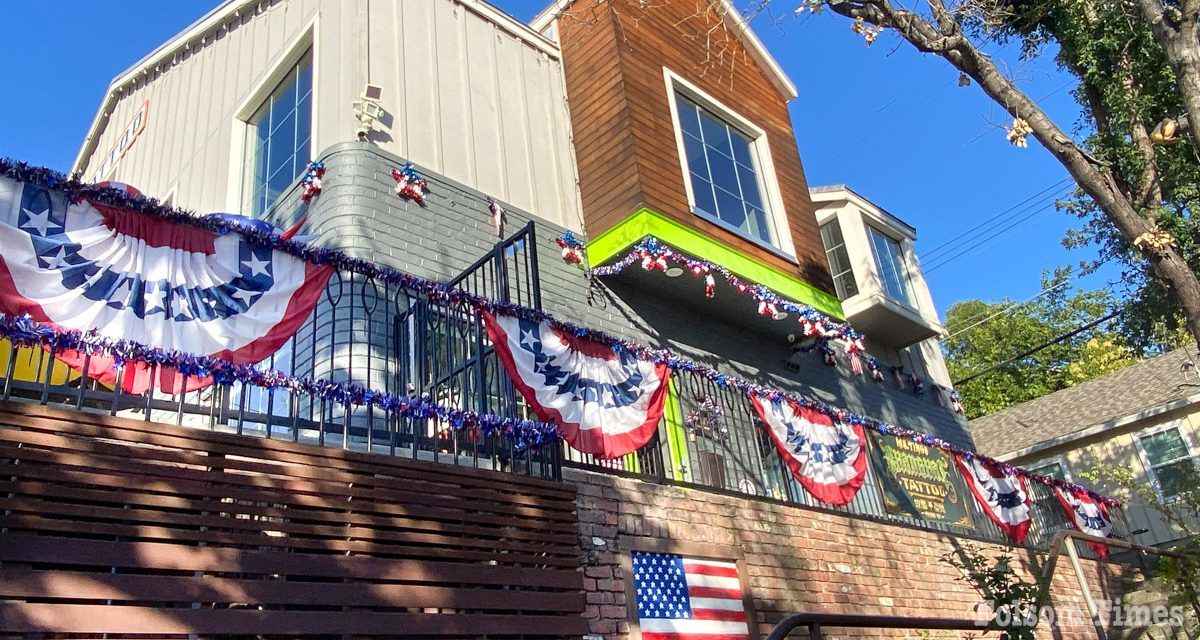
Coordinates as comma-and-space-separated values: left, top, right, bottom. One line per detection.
0, 221, 558, 480
0, 213, 1130, 549
765, 612, 991, 640
562, 365, 1132, 552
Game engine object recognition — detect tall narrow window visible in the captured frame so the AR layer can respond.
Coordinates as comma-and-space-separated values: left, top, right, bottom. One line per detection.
248, 51, 313, 216
675, 94, 774, 246
819, 220, 858, 300
867, 225, 912, 306
1139, 428, 1197, 498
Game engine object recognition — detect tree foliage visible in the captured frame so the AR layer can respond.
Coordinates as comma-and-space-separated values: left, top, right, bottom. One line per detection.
989, 0, 1200, 350
794, 0, 1200, 349
944, 271, 1136, 418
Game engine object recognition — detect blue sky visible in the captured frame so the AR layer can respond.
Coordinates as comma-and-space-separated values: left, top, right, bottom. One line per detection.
0, 0, 1119, 317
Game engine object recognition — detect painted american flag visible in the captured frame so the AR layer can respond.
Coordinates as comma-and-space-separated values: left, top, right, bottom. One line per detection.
631, 550, 750, 640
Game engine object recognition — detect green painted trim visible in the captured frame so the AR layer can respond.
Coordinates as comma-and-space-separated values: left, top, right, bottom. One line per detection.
586, 208, 844, 319
662, 377, 690, 482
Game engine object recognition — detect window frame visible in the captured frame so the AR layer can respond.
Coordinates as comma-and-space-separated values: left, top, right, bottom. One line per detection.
866, 223, 914, 307
663, 68, 795, 259
819, 218, 859, 301
226, 19, 319, 215
1134, 423, 1198, 501
1026, 456, 1072, 482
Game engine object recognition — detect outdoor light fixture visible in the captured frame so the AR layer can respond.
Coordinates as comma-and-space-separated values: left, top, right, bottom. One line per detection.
352, 84, 385, 140
664, 267, 684, 277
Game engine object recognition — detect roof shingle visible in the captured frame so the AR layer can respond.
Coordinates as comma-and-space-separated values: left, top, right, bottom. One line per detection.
968, 346, 1200, 457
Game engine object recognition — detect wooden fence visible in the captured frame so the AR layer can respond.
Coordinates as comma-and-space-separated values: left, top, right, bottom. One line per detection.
0, 401, 585, 638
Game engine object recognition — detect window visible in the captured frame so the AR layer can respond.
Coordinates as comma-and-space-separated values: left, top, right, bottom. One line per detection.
247, 51, 313, 216
820, 220, 859, 300
867, 225, 912, 306
675, 94, 775, 246
1027, 459, 1069, 482
1139, 428, 1197, 498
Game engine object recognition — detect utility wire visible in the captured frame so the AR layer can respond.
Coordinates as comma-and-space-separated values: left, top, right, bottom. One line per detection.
942, 279, 1068, 339
819, 78, 958, 168
924, 189, 1069, 272
921, 177, 1072, 261
952, 308, 1123, 386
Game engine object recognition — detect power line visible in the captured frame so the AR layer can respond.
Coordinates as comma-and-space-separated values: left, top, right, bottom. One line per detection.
920, 178, 1072, 261
952, 308, 1123, 386
942, 279, 1068, 339
818, 78, 958, 168
923, 189, 1069, 272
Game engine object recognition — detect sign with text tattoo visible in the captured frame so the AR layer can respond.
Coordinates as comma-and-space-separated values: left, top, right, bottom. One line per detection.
869, 432, 975, 528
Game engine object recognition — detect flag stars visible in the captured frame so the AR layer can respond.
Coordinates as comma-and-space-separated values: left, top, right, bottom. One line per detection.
43, 246, 68, 270
21, 207, 55, 236
243, 254, 271, 277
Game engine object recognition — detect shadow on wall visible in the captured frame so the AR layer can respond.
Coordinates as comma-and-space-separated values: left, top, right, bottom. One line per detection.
574, 466, 1156, 640
0, 402, 586, 637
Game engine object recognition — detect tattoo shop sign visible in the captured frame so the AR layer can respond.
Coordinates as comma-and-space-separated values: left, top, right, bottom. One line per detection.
869, 433, 975, 529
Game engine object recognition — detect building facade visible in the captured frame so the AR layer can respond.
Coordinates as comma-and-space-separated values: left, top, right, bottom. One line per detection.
972, 347, 1200, 549
4, 0, 1166, 638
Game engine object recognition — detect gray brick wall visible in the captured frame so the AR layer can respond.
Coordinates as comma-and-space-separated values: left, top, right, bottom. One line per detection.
265, 142, 972, 449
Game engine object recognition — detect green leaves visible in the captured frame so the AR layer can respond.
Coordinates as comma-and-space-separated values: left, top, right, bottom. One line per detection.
944, 270, 1135, 418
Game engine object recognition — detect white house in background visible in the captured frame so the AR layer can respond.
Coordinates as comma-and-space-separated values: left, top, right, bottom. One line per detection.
810, 185, 951, 386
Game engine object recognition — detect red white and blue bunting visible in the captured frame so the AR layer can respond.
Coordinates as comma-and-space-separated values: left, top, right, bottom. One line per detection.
0, 159, 1121, 509
481, 310, 671, 459
750, 396, 868, 506
955, 454, 1033, 543
0, 176, 332, 393
1054, 486, 1115, 557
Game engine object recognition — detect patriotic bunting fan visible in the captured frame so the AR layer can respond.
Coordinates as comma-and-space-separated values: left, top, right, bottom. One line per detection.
0, 177, 333, 393
481, 310, 670, 459
1054, 486, 1114, 558
955, 455, 1032, 543
750, 396, 867, 505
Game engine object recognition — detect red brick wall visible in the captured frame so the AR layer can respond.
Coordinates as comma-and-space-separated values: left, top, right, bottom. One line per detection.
570, 468, 1143, 639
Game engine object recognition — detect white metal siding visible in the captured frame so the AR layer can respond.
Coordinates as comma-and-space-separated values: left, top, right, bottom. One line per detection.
77, 0, 583, 230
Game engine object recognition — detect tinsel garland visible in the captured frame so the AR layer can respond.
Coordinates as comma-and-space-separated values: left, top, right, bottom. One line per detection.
0, 159, 1118, 506
591, 237, 862, 342
582, 235, 950, 408
0, 313, 558, 449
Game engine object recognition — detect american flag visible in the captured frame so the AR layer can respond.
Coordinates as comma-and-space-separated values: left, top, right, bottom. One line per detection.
631, 551, 750, 640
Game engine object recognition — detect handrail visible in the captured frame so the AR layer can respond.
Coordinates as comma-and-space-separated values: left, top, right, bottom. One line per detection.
764, 612, 990, 640
767, 532, 1200, 640
1036, 529, 1200, 639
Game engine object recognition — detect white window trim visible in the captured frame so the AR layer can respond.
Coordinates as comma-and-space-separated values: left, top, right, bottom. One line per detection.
1133, 421, 1198, 501
225, 16, 319, 215
663, 67, 795, 258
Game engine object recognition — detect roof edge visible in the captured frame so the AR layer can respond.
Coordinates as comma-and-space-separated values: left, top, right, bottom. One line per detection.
530, 0, 798, 101
995, 391, 1200, 462
73, 0, 560, 176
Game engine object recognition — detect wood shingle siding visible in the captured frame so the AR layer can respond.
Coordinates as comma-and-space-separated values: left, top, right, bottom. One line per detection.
555, 0, 835, 293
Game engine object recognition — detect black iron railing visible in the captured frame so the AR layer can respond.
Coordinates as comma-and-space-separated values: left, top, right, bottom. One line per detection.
0, 215, 1131, 549
0, 222, 558, 480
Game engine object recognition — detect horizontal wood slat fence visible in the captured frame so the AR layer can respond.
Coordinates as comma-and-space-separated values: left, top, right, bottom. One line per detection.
0, 401, 586, 638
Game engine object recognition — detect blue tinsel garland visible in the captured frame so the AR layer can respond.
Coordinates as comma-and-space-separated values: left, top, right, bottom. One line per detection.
0, 159, 1119, 507
0, 312, 558, 449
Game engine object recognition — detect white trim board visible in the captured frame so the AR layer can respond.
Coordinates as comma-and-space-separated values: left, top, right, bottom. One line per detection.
531, 0, 798, 101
